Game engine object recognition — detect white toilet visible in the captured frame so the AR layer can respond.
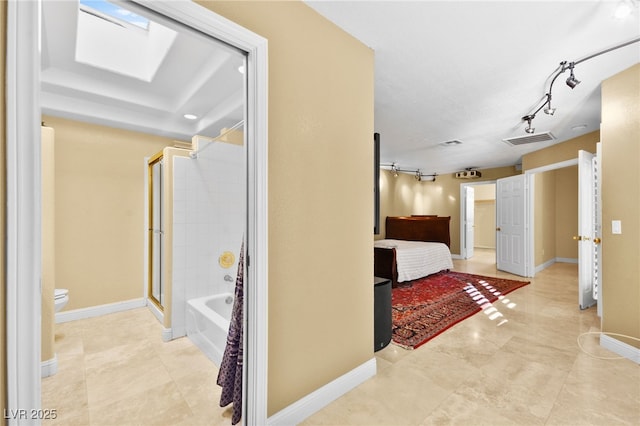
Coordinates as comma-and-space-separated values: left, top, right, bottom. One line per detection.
54, 288, 69, 313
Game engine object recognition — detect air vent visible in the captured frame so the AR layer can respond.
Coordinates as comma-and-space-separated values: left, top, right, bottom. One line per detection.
503, 132, 555, 146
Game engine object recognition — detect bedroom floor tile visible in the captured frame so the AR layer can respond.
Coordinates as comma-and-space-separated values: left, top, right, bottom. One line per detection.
301, 249, 640, 426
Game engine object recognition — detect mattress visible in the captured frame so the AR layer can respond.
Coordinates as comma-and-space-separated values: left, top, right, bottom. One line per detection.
374, 239, 453, 282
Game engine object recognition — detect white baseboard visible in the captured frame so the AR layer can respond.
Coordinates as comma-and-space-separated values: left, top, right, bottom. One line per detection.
267, 358, 377, 426
535, 257, 579, 274
55, 298, 146, 323
556, 257, 578, 264
162, 328, 174, 342
41, 354, 58, 378
600, 334, 640, 364
451, 253, 462, 260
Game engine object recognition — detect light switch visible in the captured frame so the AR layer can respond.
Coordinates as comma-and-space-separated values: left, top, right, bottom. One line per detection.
612, 220, 622, 234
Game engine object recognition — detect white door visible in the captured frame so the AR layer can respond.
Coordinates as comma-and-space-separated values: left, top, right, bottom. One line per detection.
496, 174, 528, 276
577, 149, 599, 310
464, 186, 475, 259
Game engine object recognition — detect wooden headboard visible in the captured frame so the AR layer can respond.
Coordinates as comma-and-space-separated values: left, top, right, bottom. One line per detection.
385, 216, 451, 247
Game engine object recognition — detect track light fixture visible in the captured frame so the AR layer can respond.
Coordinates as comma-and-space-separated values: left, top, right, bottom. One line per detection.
565, 62, 580, 89
380, 163, 437, 182
520, 36, 640, 134
523, 115, 535, 134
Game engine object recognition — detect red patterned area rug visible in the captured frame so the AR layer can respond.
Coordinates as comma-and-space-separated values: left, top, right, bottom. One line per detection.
392, 271, 529, 349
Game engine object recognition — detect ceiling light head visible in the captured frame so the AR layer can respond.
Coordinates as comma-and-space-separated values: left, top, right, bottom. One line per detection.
415, 170, 422, 181
522, 115, 535, 134
391, 163, 399, 177
183, 113, 198, 120
565, 63, 580, 89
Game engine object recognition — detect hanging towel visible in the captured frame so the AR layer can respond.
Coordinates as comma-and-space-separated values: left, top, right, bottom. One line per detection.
216, 242, 244, 425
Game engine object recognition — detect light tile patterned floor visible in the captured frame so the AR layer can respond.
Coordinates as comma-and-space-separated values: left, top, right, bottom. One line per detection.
302, 249, 640, 425
42, 308, 232, 425
43, 249, 640, 425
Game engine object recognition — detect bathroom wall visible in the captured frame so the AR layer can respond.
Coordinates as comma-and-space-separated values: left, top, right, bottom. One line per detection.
42, 115, 176, 310
170, 139, 245, 337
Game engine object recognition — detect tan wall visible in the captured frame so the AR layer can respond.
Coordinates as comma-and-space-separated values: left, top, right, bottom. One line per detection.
474, 201, 495, 249
1, 0, 7, 419
534, 171, 557, 266
379, 166, 519, 254
41, 127, 56, 362
200, 1, 375, 415
522, 131, 599, 170
601, 64, 640, 348
555, 166, 578, 260
473, 184, 496, 249
43, 115, 175, 310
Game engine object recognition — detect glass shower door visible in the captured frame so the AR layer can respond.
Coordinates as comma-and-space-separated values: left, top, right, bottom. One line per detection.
148, 152, 164, 309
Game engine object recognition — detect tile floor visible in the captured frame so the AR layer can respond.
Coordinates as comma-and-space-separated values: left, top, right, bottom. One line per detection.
302, 249, 640, 425
43, 249, 640, 425
42, 308, 232, 425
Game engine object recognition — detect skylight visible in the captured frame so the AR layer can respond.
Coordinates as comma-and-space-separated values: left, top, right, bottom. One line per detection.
79, 0, 149, 30
75, 0, 177, 82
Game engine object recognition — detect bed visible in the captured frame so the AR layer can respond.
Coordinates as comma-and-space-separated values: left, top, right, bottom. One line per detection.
374, 216, 453, 287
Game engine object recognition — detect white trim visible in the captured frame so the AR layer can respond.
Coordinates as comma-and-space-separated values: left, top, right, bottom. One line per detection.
6, 0, 43, 420
161, 327, 173, 342
267, 358, 377, 426
450, 253, 463, 260
600, 334, 640, 364
9, 2, 269, 424
41, 355, 58, 378
55, 298, 146, 323
534, 258, 557, 274
556, 257, 578, 264
459, 180, 497, 260
524, 158, 579, 175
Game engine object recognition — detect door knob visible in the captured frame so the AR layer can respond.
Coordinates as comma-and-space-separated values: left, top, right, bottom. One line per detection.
573, 235, 582, 241
593, 237, 601, 245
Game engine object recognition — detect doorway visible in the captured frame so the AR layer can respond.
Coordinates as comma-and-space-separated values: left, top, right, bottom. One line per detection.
459, 181, 496, 261
5, 0, 268, 423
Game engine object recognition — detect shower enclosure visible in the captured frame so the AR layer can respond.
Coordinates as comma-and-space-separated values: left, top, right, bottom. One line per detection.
148, 152, 165, 310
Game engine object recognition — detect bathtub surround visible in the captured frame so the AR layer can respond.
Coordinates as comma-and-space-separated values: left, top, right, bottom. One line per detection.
167, 136, 245, 341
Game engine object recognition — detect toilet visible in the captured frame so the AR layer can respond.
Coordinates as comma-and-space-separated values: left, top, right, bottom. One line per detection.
54, 288, 69, 313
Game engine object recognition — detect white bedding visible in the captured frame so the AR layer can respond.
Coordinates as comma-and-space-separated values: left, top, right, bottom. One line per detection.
374, 239, 453, 282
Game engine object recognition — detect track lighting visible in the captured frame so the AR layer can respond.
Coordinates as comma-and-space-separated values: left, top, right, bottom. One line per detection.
520, 36, 640, 134
523, 115, 535, 134
565, 63, 580, 89
380, 163, 436, 182
543, 94, 555, 115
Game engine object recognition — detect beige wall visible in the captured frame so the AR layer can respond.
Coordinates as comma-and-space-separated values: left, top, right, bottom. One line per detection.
41, 127, 56, 363
534, 171, 557, 266
379, 166, 519, 254
1, 0, 7, 419
522, 131, 599, 170
43, 115, 175, 310
200, 1, 375, 415
473, 184, 496, 249
555, 166, 578, 260
601, 64, 640, 349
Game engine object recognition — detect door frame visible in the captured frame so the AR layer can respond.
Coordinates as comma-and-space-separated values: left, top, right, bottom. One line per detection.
524, 158, 579, 277
459, 180, 496, 259
5, 1, 269, 424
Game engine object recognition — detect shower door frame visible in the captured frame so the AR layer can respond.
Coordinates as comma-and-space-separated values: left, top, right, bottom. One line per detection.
147, 151, 165, 311
5, 1, 269, 424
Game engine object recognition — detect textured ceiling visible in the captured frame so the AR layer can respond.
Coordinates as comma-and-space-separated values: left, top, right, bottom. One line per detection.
306, 0, 640, 174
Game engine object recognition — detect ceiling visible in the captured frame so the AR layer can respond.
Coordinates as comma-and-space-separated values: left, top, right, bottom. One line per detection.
306, 0, 640, 175
41, 0, 245, 142
41, 1, 638, 173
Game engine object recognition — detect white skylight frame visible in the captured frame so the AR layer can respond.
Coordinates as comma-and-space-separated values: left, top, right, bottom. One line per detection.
75, 0, 177, 82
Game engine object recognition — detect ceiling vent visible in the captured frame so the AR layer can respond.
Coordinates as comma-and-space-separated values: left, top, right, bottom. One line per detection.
502, 132, 555, 146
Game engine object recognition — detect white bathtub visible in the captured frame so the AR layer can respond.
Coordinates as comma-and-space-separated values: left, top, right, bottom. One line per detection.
186, 293, 234, 367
